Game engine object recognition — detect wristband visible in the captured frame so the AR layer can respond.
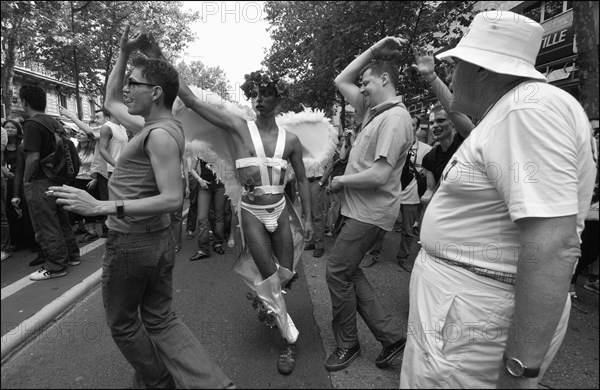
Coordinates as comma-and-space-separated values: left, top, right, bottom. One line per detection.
116, 200, 125, 219
425, 73, 438, 83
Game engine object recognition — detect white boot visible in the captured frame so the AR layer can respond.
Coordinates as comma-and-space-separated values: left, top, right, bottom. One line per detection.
254, 271, 299, 344
277, 265, 296, 289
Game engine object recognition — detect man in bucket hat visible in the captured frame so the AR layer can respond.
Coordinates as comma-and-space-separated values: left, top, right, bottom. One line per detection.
400, 10, 597, 388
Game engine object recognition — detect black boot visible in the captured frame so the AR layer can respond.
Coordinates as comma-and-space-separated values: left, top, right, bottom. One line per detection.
277, 340, 296, 375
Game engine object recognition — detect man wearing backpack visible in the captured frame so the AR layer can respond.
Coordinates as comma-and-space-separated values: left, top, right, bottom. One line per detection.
20, 85, 81, 281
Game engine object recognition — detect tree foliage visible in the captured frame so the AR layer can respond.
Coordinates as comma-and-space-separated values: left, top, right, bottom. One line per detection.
262, 1, 475, 115
2, 1, 199, 116
1, 1, 62, 115
177, 60, 231, 101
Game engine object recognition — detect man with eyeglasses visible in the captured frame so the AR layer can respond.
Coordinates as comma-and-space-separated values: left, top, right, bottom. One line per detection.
48, 26, 233, 388
139, 30, 314, 376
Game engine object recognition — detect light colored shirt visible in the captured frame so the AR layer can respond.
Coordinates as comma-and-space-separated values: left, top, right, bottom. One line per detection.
421, 82, 596, 274
341, 96, 413, 231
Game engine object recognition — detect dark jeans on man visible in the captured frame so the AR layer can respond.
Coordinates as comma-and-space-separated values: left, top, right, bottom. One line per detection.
96, 174, 109, 233
102, 227, 232, 388
187, 174, 199, 233
169, 177, 187, 247
197, 181, 226, 252
308, 180, 326, 250
396, 203, 421, 261
23, 178, 80, 271
326, 217, 404, 349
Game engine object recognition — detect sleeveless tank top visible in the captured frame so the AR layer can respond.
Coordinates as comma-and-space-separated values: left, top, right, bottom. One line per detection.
107, 118, 184, 233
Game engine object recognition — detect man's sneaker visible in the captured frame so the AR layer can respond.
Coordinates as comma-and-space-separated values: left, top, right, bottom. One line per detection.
375, 337, 406, 368
186, 231, 195, 240
569, 283, 578, 299
190, 250, 210, 261
277, 342, 296, 375
29, 266, 67, 281
68, 258, 81, 266
583, 279, 599, 293
1, 251, 11, 261
213, 242, 225, 255
325, 345, 361, 372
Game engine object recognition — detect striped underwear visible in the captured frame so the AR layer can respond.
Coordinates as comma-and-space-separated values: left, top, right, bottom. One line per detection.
241, 197, 286, 233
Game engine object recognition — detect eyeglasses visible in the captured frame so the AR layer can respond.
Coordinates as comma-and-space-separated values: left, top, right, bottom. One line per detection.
125, 78, 157, 89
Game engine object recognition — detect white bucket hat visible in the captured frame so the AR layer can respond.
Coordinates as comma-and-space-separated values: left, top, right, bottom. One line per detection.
437, 10, 547, 81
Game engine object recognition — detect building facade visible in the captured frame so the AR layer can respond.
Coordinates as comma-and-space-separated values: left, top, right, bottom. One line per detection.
2, 59, 101, 124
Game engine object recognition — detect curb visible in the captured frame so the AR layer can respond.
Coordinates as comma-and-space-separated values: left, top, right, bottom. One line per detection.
1, 268, 102, 360
1, 208, 190, 362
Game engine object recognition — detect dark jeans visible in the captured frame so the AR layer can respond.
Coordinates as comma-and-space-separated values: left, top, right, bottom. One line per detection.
396, 203, 421, 261
102, 227, 231, 388
96, 174, 109, 230
326, 217, 404, 348
187, 175, 199, 233
6, 176, 37, 250
69, 178, 101, 225
308, 180, 326, 249
169, 178, 186, 247
23, 178, 80, 271
197, 181, 226, 252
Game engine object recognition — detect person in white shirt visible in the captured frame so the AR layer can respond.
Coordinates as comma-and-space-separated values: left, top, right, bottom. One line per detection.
98, 113, 129, 177
400, 11, 597, 389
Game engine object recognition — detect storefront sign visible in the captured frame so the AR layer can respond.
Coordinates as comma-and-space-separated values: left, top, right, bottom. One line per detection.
536, 25, 575, 66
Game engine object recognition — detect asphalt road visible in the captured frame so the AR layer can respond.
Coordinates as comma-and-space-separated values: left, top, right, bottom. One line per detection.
1, 218, 598, 388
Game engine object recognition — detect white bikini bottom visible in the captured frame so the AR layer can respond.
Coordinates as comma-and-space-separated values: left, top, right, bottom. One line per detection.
240, 197, 286, 233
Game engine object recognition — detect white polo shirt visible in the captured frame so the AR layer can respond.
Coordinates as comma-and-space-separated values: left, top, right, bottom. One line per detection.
421, 82, 596, 274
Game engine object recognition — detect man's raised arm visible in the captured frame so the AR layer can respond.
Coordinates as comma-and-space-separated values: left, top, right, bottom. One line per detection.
412, 47, 474, 138
104, 25, 145, 133
335, 36, 406, 110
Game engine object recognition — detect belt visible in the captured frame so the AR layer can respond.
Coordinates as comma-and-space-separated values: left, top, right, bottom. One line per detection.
433, 255, 516, 286
308, 176, 322, 183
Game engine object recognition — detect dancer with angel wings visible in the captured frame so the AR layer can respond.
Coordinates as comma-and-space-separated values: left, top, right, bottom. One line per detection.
141, 35, 338, 375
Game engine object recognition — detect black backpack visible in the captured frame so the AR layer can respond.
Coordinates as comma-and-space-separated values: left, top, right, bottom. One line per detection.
400, 150, 427, 197
26, 117, 81, 184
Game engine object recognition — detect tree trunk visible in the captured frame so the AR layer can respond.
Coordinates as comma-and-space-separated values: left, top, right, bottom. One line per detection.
573, 1, 599, 120
1, 25, 19, 117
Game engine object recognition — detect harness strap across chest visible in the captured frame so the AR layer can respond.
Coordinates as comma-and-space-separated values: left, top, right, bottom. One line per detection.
235, 122, 288, 193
